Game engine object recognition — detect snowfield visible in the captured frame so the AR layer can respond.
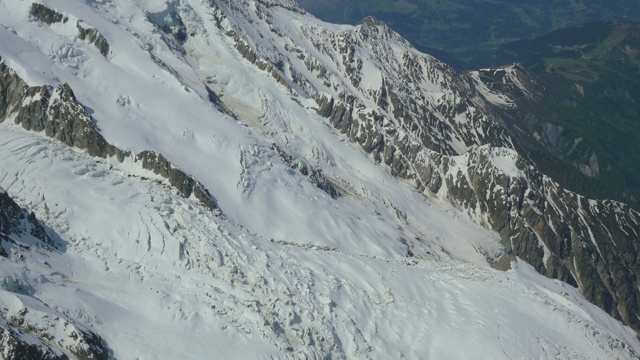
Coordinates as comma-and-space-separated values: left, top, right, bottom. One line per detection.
0, 0, 639, 358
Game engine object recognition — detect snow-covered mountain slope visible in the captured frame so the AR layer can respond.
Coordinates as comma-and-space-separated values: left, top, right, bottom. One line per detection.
1, 127, 638, 359
0, 0, 639, 358
190, 0, 640, 332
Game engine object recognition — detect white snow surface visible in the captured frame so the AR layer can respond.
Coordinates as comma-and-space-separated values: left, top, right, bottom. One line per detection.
0, 0, 638, 358
489, 147, 524, 178
468, 70, 515, 108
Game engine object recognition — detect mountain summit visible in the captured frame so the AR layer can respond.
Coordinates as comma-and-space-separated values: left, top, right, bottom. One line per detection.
0, 0, 639, 358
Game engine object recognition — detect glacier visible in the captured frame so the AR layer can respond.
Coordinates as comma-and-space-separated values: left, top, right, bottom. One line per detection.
0, 0, 638, 358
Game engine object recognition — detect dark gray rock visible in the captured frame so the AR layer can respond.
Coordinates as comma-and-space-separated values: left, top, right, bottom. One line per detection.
14, 85, 50, 132
0, 191, 53, 255
204, 85, 237, 119
46, 84, 127, 160
0, 57, 219, 214
135, 150, 219, 212
210, 6, 640, 332
0, 59, 30, 121
76, 22, 110, 57
30, 3, 68, 25
0, 324, 68, 360
29, 4, 109, 58
439, 146, 640, 331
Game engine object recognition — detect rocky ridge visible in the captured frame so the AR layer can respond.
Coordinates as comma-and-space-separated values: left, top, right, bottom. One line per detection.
30, 3, 110, 57
0, 0, 639, 357
0, 188, 52, 258
199, 0, 640, 331
0, 55, 219, 213
438, 146, 640, 328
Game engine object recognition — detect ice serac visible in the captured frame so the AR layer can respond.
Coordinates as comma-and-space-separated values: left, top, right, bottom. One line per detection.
208, 0, 640, 331
1, 0, 640, 357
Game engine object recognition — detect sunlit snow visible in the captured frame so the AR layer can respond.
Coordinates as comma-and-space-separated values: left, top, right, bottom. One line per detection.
0, 0, 638, 358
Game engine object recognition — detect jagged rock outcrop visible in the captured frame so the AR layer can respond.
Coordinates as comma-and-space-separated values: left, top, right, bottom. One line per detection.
212, 1, 510, 156
29, 3, 68, 25
0, 322, 68, 360
436, 146, 640, 330
202, 1, 640, 332
0, 56, 219, 212
30, 4, 110, 57
135, 150, 219, 212
0, 189, 52, 257
76, 22, 110, 57
204, 85, 237, 119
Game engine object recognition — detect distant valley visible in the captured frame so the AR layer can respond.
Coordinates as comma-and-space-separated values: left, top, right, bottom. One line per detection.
298, 0, 640, 68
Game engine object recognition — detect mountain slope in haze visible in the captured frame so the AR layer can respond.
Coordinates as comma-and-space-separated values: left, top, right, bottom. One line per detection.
297, 0, 640, 67
0, 0, 639, 358
484, 22, 640, 211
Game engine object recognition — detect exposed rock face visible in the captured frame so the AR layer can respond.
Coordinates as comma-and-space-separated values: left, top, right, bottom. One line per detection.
0, 57, 219, 213
30, 3, 110, 57
204, 1, 640, 332
0, 323, 68, 360
204, 85, 237, 119
29, 3, 68, 25
5, 71, 126, 162
135, 151, 220, 212
76, 22, 110, 57
0, 190, 52, 257
437, 146, 640, 330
